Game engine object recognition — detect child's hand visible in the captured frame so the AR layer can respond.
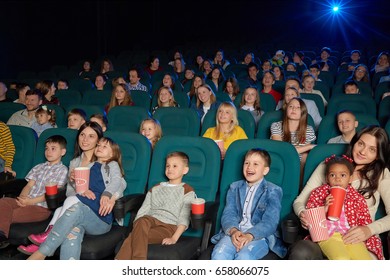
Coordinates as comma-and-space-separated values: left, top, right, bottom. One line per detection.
99, 195, 115, 216
4, 167, 16, 177
230, 229, 243, 251
237, 233, 254, 250
162, 237, 178, 245
325, 194, 334, 212
79, 190, 96, 200
16, 196, 31, 207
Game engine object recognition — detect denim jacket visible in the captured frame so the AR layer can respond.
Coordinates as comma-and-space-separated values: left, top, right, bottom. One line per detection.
211, 179, 287, 258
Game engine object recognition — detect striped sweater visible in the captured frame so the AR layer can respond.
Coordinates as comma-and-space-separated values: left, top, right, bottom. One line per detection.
0, 122, 15, 168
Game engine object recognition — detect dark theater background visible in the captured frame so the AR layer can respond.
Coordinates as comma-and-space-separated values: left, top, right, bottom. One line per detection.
1, 0, 390, 78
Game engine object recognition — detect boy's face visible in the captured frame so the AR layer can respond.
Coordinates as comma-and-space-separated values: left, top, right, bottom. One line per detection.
68, 114, 86, 130
45, 142, 66, 165
327, 163, 351, 189
165, 156, 189, 184
243, 153, 270, 185
345, 85, 359, 94
337, 113, 358, 135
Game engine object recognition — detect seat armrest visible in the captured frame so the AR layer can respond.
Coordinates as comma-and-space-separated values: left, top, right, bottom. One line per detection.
113, 193, 146, 220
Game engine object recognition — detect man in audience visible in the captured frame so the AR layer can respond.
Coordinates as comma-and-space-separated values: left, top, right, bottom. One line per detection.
128, 67, 148, 93
7, 89, 42, 128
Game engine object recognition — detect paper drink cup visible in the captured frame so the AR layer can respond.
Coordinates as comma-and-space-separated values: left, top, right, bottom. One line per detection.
214, 140, 224, 150
306, 206, 329, 242
74, 167, 90, 194
45, 182, 58, 195
191, 198, 205, 215
327, 186, 347, 221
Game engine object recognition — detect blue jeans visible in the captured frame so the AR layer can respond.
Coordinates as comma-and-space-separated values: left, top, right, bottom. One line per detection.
211, 234, 269, 260
39, 202, 111, 260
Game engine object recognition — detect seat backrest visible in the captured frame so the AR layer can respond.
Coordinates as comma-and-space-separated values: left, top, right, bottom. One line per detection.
8, 125, 37, 179
104, 131, 151, 196
326, 94, 377, 118
130, 90, 151, 111
200, 109, 255, 138
374, 81, 390, 104
45, 104, 66, 128
69, 78, 94, 94
81, 90, 112, 109
317, 113, 380, 144
313, 81, 330, 102
148, 135, 221, 237
385, 119, 390, 140
216, 139, 301, 233
55, 89, 82, 110
33, 128, 77, 167
0, 102, 26, 123
300, 93, 325, 117
378, 96, 390, 127
106, 106, 151, 133
259, 92, 277, 112
302, 143, 348, 187
153, 107, 200, 137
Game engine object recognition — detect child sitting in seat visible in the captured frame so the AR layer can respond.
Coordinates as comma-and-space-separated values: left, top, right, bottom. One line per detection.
115, 151, 196, 260
327, 110, 358, 144
31, 106, 57, 137
210, 148, 286, 260
67, 108, 87, 130
139, 118, 163, 149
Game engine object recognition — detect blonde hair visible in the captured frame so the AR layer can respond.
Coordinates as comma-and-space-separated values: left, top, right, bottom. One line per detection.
214, 101, 239, 140
139, 118, 163, 148
157, 86, 178, 107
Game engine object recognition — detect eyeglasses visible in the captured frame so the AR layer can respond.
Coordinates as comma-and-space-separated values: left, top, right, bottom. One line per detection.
357, 69, 366, 73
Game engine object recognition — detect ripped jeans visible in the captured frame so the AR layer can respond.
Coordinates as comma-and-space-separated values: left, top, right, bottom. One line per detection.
211, 235, 269, 260
38, 202, 111, 260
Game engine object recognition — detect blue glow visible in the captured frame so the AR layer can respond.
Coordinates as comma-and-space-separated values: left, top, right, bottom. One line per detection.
333, 6, 339, 12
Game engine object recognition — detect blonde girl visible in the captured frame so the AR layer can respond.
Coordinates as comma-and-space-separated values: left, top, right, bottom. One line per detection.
139, 118, 163, 148
152, 86, 178, 114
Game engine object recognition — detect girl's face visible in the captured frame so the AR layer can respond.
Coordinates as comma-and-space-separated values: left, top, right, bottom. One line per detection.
78, 126, 99, 152
273, 67, 281, 78
211, 68, 220, 79
36, 112, 50, 125
286, 99, 302, 120
215, 51, 223, 62
95, 76, 106, 89
203, 61, 212, 70
193, 77, 203, 88
225, 82, 233, 94
284, 89, 298, 104
159, 89, 172, 105
196, 56, 204, 65
354, 66, 366, 80
244, 88, 257, 106
103, 61, 111, 72
163, 75, 173, 87
327, 163, 351, 189
151, 58, 159, 69
352, 133, 378, 166
174, 59, 182, 70
197, 87, 212, 103
95, 140, 113, 162
244, 53, 253, 64
378, 54, 389, 66
114, 85, 127, 103
141, 121, 157, 140
83, 61, 91, 71
302, 77, 315, 91
218, 106, 233, 124
286, 64, 296, 71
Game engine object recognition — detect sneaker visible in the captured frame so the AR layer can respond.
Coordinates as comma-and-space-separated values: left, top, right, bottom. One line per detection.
28, 225, 53, 245
17, 244, 39, 255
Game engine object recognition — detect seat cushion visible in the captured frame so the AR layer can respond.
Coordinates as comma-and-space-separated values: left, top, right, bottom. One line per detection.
147, 236, 201, 260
